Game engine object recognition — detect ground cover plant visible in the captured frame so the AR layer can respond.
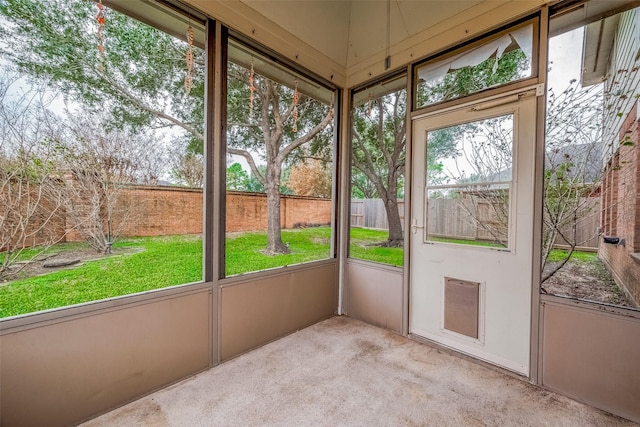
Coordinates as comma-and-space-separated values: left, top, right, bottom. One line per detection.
225, 227, 332, 276
0, 235, 203, 317
2, 227, 404, 318
349, 227, 404, 267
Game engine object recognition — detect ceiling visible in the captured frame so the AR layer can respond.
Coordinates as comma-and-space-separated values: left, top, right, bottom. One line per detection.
241, 1, 486, 69
115, 0, 640, 87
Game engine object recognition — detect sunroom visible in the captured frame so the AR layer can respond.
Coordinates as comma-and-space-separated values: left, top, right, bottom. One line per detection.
1, 0, 639, 425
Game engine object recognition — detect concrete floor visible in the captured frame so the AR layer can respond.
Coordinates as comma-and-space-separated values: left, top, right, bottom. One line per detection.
83, 316, 637, 426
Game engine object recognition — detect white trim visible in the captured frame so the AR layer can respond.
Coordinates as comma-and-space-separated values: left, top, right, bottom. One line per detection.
410, 326, 528, 375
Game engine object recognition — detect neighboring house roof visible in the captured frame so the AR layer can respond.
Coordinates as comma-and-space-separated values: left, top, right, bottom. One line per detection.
546, 143, 603, 183
485, 143, 603, 185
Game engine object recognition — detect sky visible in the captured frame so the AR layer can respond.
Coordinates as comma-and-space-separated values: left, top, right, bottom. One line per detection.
547, 27, 584, 93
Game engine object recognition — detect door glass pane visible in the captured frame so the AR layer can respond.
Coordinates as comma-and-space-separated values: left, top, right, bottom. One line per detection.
425, 114, 513, 249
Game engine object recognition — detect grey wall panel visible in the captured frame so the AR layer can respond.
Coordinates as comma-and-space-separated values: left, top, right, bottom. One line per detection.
345, 261, 403, 333
541, 298, 640, 423
220, 263, 338, 360
1, 290, 210, 427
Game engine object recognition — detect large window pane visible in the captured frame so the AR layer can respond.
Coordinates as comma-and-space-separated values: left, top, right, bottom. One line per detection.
349, 77, 407, 267
0, 0, 204, 318
416, 23, 533, 109
225, 40, 335, 277
542, 7, 639, 310
425, 115, 513, 249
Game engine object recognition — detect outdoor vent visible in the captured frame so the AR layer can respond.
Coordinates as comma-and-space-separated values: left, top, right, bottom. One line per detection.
444, 277, 480, 339
603, 236, 621, 245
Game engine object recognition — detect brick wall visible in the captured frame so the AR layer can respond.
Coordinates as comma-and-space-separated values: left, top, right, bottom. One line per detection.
225, 191, 331, 232
0, 183, 67, 251
116, 185, 204, 237
600, 245, 640, 306
62, 187, 331, 240
600, 106, 640, 307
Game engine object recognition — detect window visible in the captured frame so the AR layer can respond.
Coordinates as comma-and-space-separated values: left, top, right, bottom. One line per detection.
425, 115, 513, 249
349, 76, 407, 267
415, 22, 534, 109
542, 6, 640, 310
0, 0, 205, 317
225, 40, 336, 277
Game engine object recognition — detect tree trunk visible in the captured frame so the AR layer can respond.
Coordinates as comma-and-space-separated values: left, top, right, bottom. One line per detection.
264, 162, 290, 255
382, 192, 404, 247
386, 199, 404, 245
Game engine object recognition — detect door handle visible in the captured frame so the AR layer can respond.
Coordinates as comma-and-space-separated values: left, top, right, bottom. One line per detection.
411, 218, 424, 234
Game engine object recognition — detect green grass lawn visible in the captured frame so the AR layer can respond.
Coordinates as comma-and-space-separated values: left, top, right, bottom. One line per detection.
0, 235, 203, 318
0, 227, 402, 318
546, 249, 597, 263
225, 227, 332, 276
349, 228, 404, 267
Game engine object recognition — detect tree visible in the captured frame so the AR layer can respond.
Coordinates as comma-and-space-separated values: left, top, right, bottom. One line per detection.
443, 79, 604, 281
351, 170, 379, 199
429, 117, 513, 248
288, 159, 332, 198
0, 75, 65, 279
49, 114, 152, 253
1, 0, 333, 255
0, 0, 204, 151
226, 162, 249, 191
352, 91, 406, 247
227, 64, 333, 254
350, 50, 527, 248
417, 49, 529, 106
171, 150, 204, 188
1, 0, 207, 251
541, 80, 603, 282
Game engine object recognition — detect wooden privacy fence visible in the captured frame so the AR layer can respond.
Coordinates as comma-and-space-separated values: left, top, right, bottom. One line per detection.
555, 196, 600, 249
350, 199, 405, 230
426, 197, 506, 242
351, 197, 600, 249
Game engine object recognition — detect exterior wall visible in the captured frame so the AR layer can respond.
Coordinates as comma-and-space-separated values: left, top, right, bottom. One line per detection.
600, 98, 640, 307
23, 194, 67, 248
600, 243, 640, 306
602, 10, 640, 157
281, 196, 332, 229
113, 185, 203, 238
598, 8, 640, 308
